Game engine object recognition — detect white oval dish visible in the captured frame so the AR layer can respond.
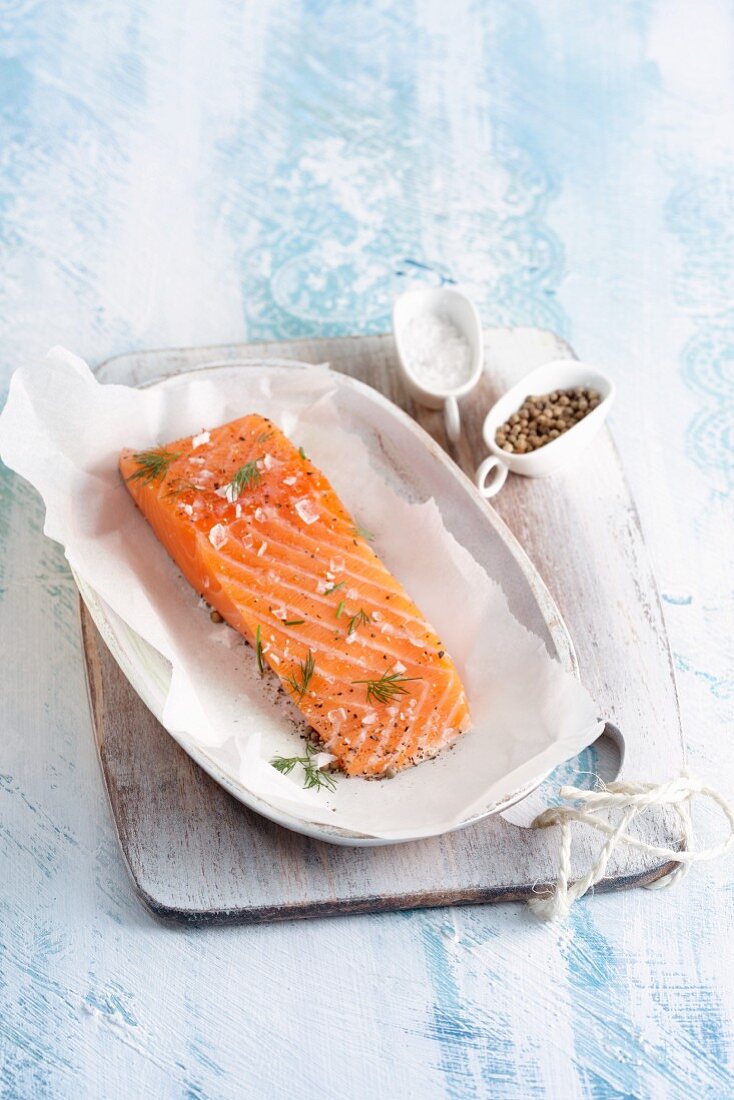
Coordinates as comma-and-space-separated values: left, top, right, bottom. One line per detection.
476, 359, 615, 498
393, 287, 483, 443
69, 360, 597, 846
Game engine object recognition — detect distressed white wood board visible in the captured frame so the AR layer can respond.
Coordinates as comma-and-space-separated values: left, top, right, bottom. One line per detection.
79, 327, 684, 923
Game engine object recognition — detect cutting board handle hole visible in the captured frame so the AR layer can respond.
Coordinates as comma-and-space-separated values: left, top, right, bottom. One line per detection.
501, 721, 623, 828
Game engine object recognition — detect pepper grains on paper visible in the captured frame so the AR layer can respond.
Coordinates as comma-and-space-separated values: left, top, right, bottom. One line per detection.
495, 387, 602, 454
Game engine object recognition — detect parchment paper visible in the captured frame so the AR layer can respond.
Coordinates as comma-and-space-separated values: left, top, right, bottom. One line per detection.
0, 348, 602, 840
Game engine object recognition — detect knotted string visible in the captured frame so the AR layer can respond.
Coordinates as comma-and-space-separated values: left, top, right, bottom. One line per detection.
528, 773, 734, 921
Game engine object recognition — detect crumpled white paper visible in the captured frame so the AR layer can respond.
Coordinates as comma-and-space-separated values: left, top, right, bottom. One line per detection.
0, 348, 602, 841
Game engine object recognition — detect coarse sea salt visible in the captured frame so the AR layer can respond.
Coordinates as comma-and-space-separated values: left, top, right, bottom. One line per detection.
208, 523, 228, 549
311, 752, 336, 771
215, 483, 238, 503
402, 311, 473, 390
294, 497, 319, 525
192, 429, 210, 448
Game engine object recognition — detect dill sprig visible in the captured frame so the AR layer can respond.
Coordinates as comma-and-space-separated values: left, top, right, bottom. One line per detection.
127, 448, 180, 486
298, 446, 307, 460
270, 740, 337, 793
229, 459, 262, 497
352, 672, 421, 705
336, 599, 345, 619
282, 619, 305, 626
255, 625, 265, 676
256, 430, 274, 444
325, 580, 345, 595
347, 608, 371, 636
285, 649, 315, 700
353, 522, 375, 542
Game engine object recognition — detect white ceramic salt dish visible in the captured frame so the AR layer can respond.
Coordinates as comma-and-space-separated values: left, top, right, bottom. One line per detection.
393, 287, 483, 443
475, 359, 615, 498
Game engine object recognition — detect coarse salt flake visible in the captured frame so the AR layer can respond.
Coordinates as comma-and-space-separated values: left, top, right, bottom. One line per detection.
257, 541, 268, 557
310, 752, 336, 770
361, 713, 378, 726
183, 503, 193, 516
215, 483, 238, 503
294, 497, 319, 525
330, 556, 345, 573
393, 660, 406, 674
192, 430, 210, 448
283, 476, 297, 486
208, 524, 228, 549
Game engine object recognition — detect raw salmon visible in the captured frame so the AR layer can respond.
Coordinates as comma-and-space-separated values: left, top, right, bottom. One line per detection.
119, 415, 471, 777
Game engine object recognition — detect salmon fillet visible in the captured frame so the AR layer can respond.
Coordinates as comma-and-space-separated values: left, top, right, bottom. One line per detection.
119, 415, 471, 777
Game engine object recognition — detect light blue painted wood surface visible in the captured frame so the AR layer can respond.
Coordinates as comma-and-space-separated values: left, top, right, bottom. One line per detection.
1, 2, 733, 1097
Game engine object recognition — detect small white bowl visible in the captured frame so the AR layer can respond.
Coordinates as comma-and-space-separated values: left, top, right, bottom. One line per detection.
476, 359, 615, 498
393, 287, 483, 442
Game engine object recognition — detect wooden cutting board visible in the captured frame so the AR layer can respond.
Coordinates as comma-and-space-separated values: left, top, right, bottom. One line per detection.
81, 327, 685, 924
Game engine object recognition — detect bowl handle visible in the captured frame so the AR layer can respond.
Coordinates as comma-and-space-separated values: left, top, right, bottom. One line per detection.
476, 455, 509, 498
443, 396, 461, 442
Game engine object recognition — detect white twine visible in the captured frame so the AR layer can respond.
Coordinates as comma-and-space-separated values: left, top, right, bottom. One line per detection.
528, 773, 734, 921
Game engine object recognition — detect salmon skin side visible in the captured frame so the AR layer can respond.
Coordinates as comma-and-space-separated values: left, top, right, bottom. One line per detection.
119, 415, 471, 778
